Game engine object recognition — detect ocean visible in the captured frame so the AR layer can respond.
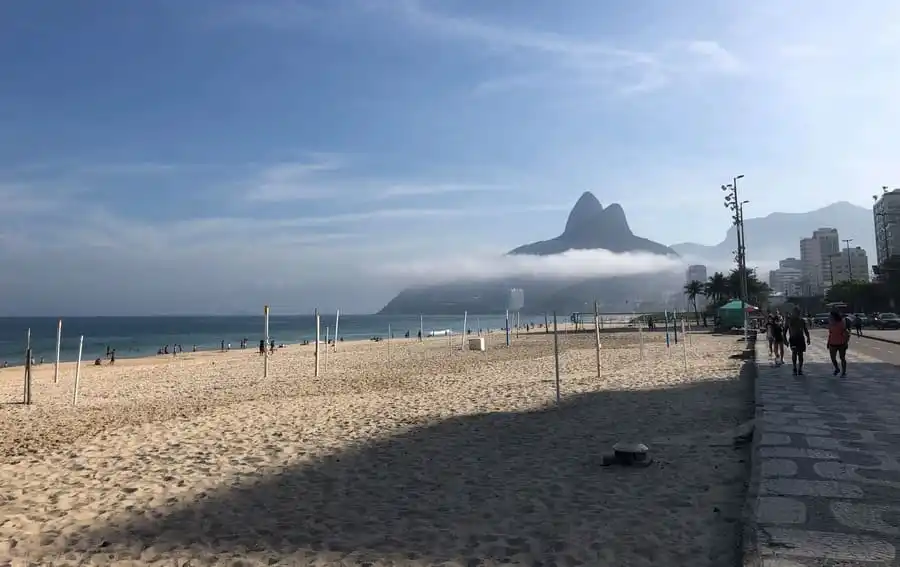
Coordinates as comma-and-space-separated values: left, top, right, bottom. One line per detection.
0, 314, 538, 366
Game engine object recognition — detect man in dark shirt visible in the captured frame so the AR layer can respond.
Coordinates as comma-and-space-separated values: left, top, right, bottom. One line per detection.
786, 307, 811, 375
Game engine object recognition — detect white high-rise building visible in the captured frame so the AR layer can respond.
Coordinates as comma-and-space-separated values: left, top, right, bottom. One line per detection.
685, 265, 708, 310
685, 265, 707, 284
508, 288, 525, 311
800, 237, 821, 294
874, 189, 900, 265
814, 228, 840, 289
799, 228, 840, 294
828, 247, 870, 284
779, 257, 803, 271
769, 267, 804, 297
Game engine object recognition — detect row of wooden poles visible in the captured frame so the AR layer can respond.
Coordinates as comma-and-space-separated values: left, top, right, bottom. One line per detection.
21, 320, 85, 406
20, 304, 685, 407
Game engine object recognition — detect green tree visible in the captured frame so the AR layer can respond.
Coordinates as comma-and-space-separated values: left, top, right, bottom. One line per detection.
704, 272, 728, 306
725, 267, 770, 307
826, 280, 889, 312
683, 280, 703, 323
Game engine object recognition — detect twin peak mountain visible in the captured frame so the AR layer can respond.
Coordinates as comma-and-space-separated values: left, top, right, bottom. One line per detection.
508, 191, 675, 256
378, 192, 677, 315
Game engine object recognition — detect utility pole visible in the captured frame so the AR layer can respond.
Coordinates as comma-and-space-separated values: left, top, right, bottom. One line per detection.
723, 174, 748, 341
842, 238, 854, 281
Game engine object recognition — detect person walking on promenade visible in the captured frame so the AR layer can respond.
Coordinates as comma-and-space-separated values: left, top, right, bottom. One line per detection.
786, 307, 811, 376
854, 316, 863, 337
771, 311, 786, 365
765, 313, 776, 357
827, 310, 851, 377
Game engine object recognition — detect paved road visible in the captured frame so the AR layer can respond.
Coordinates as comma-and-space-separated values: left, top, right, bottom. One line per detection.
749, 337, 900, 564
860, 329, 900, 345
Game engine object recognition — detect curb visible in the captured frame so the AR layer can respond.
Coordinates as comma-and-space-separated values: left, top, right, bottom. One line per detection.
859, 333, 900, 346
740, 338, 763, 567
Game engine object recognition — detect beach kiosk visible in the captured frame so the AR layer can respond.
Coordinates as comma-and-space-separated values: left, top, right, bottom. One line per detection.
717, 299, 759, 329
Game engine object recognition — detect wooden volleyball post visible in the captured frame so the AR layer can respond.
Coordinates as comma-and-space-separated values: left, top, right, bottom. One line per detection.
552, 312, 561, 404
314, 308, 320, 378
23, 328, 32, 405
324, 326, 330, 374
263, 305, 270, 379
333, 310, 341, 352
593, 300, 602, 379
72, 335, 84, 406
54, 318, 62, 384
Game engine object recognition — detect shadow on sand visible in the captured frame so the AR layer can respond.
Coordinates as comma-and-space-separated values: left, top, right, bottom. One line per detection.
65, 359, 756, 566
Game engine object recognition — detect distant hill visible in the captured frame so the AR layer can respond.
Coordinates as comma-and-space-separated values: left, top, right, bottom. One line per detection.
378, 192, 679, 315
671, 201, 875, 266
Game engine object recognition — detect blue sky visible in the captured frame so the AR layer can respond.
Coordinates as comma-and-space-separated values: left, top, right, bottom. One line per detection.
2, 1, 898, 315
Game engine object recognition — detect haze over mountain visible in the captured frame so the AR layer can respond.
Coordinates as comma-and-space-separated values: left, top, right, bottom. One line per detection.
379, 192, 681, 314
671, 202, 876, 270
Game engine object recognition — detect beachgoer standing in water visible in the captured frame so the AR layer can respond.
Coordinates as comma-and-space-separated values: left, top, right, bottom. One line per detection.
827, 310, 851, 377
786, 307, 811, 375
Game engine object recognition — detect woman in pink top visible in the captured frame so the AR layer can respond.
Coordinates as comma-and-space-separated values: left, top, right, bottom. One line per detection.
827, 310, 850, 377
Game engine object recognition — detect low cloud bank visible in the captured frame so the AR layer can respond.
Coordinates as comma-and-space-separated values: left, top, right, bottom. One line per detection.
373, 249, 684, 284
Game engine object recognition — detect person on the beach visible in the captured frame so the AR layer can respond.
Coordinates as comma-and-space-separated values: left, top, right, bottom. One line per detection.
259, 339, 265, 354
110, 349, 116, 364
269, 339, 275, 353
417, 330, 422, 341
827, 310, 851, 377
786, 307, 811, 375
106, 345, 111, 359
771, 311, 786, 365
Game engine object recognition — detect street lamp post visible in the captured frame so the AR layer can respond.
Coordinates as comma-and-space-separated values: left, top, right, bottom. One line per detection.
723, 174, 748, 340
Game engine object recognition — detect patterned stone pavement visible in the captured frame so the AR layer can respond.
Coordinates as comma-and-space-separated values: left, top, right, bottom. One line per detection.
748, 340, 900, 566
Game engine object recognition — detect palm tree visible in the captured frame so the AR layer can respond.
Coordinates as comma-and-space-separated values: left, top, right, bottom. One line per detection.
705, 272, 728, 305
683, 280, 703, 323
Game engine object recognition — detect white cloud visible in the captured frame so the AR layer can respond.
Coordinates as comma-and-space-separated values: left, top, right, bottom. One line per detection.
373, 249, 683, 285
242, 154, 346, 202
390, 0, 741, 95
376, 183, 509, 199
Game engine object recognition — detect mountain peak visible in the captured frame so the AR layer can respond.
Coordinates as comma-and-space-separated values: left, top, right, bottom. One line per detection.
602, 203, 631, 234
508, 192, 674, 256
564, 191, 604, 235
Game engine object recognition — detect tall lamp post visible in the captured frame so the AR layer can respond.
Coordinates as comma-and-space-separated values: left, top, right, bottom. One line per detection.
723, 174, 748, 340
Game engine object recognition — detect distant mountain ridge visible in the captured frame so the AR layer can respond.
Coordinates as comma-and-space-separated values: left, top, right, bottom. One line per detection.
670, 201, 876, 266
378, 192, 678, 315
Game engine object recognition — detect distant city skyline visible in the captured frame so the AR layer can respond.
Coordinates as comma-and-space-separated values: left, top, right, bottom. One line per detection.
2, 1, 897, 315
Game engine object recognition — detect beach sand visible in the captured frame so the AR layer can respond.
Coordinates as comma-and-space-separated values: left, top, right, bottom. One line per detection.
0, 329, 752, 566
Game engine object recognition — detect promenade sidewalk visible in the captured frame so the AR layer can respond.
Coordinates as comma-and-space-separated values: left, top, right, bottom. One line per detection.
745, 341, 900, 565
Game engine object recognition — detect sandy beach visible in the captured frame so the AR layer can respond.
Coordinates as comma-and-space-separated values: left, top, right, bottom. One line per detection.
0, 329, 752, 566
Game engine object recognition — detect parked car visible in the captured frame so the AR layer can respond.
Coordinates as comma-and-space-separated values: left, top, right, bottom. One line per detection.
813, 313, 831, 326
875, 313, 900, 329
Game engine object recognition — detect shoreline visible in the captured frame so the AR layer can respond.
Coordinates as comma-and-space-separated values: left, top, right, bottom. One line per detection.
0, 327, 531, 384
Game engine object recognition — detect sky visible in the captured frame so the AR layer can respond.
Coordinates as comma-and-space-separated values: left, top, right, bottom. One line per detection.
1, 0, 899, 315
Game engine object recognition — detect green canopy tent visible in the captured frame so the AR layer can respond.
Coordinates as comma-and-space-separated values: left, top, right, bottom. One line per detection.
717, 299, 759, 329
